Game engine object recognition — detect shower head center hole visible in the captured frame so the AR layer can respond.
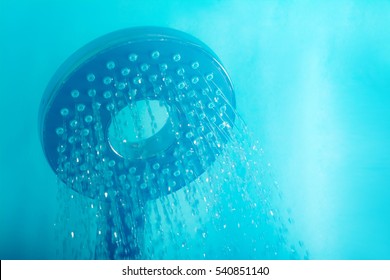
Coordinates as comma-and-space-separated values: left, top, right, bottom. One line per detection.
108, 99, 173, 159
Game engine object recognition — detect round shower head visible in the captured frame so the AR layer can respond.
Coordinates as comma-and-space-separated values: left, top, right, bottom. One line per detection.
39, 27, 236, 200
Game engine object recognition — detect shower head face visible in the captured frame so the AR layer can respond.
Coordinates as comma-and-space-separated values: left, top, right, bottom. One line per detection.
39, 27, 235, 201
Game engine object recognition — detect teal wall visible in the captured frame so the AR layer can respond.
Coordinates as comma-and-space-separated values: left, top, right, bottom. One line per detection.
1, 0, 389, 259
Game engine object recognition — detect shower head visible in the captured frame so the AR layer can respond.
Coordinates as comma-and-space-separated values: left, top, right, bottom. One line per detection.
39, 26, 236, 201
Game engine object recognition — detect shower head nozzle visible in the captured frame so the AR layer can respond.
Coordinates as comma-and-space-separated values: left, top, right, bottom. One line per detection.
39, 27, 236, 200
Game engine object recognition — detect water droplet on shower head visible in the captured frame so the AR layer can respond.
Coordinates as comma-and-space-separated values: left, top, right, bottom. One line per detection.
128, 53, 138, 62
87, 73, 95, 82
60, 108, 69, 117
71, 90, 80, 98
106, 61, 116, 70
173, 53, 181, 62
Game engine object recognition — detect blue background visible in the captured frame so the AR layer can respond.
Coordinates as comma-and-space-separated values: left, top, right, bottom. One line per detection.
0, 0, 389, 259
